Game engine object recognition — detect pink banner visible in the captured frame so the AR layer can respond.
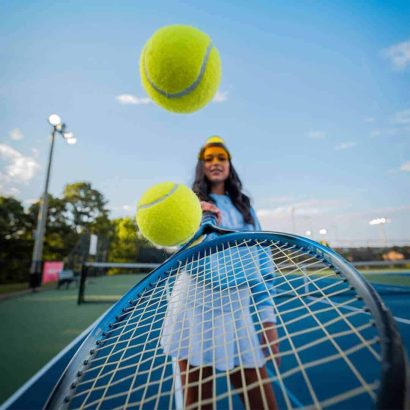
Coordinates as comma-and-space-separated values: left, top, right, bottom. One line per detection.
42, 261, 64, 284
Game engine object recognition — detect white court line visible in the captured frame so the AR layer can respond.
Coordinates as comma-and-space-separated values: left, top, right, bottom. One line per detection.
308, 297, 410, 326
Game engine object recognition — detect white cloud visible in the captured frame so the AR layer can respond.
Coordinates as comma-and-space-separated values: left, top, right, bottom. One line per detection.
382, 40, 410, 70
340, 204, 410, 220
9, 128, 24, 141
334, 141, 356, 150
293, 199, 346, 215
116, 90, 229, 106
368, 110, 410, 139
0, 185, 19, 196
116, 94, 151, 105
257, 198, 346, 219
0, 144, 40, 195
400, 161, 410, 172
307, 131, 327, 139
370, 126, 408, 138
256, 198, 348, 234
109, 204, 134, 212
259, 196, 296, 207
364, 117, 375, 123
393, 108, 410, 125
256, 198, 410, 246
212, 90, 229, 103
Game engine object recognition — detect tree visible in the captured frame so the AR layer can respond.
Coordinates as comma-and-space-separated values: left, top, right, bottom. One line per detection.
0, 197, 32, 283
63, 182, 110, 234
0, 197, 30, 239
27, 194, 77, 261
109, 217, 140, 263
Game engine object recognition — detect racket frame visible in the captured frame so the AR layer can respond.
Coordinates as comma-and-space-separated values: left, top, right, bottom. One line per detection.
45, 221, 410, 409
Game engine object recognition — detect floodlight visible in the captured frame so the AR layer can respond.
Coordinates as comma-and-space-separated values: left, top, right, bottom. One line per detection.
48, 114, 61, 127
369, 218, 391, 226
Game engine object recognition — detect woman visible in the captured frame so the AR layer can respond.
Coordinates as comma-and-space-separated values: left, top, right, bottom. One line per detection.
161, 137, 279, 409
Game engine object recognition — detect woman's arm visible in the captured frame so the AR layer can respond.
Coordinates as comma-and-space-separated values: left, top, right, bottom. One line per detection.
260, 322, 280, 365
250, 252, 277, 324
249, 207, 277, 322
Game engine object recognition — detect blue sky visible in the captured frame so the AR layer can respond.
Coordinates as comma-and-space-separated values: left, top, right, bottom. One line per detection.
1, 0, 409, 246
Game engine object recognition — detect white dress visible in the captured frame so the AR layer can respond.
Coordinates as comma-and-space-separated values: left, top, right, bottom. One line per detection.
160, 194, 276, 371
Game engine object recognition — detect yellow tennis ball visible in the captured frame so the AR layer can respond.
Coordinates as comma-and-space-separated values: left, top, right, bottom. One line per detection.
140, 25, 222, 114
136, 182, 202, 247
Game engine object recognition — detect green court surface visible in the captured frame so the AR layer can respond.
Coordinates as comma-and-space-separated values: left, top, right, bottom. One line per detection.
0, 274, 146, 403
1, 270, 409, 404
81, 273, 147, 303
362, 269, 410, 287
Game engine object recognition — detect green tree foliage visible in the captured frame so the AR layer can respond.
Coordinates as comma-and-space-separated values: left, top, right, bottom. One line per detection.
0, 197, 30, 240
64, 182, 110, 234
28, 195, 77, 261
108, 217, 140, 263
105, 217, 166, 275
0, 181, 112, 284
0, 197, 32, 283
2, 181, 171, 285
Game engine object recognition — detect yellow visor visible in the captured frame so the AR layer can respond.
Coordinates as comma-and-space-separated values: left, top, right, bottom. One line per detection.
202, 146, 229, 163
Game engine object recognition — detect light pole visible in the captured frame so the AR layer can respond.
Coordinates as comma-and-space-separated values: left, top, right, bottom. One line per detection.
369, 217, 390, 247
30, 114, 76, 289
319, 228, 328, 246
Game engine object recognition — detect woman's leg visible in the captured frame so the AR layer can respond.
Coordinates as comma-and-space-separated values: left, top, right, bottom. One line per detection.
229, 365, 278, 410
178, 359, 214, 409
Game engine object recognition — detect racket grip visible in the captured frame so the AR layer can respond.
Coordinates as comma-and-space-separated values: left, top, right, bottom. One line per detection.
202, 211, 218, 225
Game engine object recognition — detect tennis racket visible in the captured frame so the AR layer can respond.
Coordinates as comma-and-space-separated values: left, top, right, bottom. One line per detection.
46, 213, 409, 409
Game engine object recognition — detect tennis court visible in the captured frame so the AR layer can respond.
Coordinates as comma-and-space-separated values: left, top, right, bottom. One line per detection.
1, 267, 409, 407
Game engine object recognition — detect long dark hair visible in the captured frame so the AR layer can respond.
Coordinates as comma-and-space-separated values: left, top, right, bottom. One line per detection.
192, 159, 254, 225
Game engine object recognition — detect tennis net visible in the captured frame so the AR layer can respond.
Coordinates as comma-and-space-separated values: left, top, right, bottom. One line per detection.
77, 260, 410, 305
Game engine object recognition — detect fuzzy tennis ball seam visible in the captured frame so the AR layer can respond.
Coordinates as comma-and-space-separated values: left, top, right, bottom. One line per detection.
141, 40, 213, 98
139, 25, 222, 113
138, 183, 179, 209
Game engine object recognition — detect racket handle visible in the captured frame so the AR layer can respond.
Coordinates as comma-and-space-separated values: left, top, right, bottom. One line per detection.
201, 211, 218, 225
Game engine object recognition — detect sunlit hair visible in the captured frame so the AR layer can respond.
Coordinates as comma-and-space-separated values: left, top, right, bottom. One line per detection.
192, 157, 254, 225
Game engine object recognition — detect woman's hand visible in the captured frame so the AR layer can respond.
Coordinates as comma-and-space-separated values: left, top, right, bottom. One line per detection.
200, 201, 222, 224
260, 322, 280, 366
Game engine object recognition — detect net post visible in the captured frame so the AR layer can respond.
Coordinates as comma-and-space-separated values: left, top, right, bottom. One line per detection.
78, 264, 88, 305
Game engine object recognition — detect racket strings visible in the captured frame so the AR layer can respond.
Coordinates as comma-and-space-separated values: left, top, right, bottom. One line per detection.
67, 238, 382, 409
220, 242, 271, 410
263, 250, 380, 361
74, 270, 170, 408
263, 241, 380, 401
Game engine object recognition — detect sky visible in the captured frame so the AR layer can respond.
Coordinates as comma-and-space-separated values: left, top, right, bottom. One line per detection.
0, 0, 409, 247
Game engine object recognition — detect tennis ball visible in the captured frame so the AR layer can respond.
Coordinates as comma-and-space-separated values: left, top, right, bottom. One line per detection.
140, 25, 222, 113
136, 182, 202, 247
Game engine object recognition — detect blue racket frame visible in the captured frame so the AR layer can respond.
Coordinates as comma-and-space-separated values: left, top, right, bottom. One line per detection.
46, 218, 409, 409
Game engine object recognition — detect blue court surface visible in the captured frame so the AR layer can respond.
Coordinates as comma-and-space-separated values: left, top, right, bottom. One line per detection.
2, 273, 410, 410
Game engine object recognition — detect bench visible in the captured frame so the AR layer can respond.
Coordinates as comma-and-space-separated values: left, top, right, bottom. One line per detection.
57, 269, 79, 289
